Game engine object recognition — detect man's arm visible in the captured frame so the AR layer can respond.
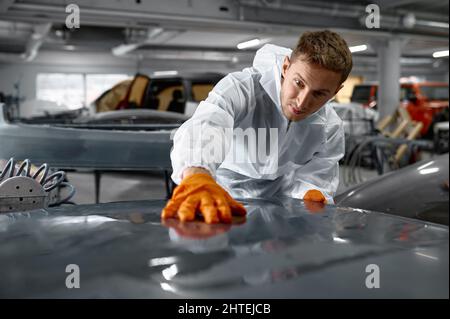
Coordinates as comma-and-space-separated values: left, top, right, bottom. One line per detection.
163, 72, 252, 223
170, 72, 252, 184
287, 115, 345, 204
182, 167, 211, 179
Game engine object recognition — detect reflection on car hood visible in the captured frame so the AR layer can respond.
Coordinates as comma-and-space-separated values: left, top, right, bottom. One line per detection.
0, 198, 448, 298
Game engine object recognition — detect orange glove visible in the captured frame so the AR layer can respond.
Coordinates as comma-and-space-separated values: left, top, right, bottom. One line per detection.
303, 189, 327, 213
161, 173, 247, 224
303, 189, 327, 204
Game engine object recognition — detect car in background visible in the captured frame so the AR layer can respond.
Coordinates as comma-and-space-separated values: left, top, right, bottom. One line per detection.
336, 153, 449, 225
401, 82, 449, 137
147, 72, 224, 117
350, 83, 378, 109
350, 82, 449, 137
330, 101, 379, 136
93, 72, 224, 118
10, 73, 223, 127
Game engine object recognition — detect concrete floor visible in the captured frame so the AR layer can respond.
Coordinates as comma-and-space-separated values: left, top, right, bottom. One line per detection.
66, 171, 168, 204
64, 166, 380, 205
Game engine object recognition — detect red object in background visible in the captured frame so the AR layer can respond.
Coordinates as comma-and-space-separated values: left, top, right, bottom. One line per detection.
401, 82, 449, 136
351, 82, 449, 136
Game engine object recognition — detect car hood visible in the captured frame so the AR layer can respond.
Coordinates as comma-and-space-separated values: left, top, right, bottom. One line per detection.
0, 197, 448, 298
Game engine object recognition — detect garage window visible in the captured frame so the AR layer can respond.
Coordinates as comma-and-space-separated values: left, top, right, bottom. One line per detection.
36, 73, 84, 109
36, 73, 129, 109
85, 74, 130, 105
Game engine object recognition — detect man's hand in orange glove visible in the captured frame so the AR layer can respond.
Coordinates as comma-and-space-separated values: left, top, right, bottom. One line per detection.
303, 189, 327, 203
161, 170, 247, 224
303, 189, 327, 213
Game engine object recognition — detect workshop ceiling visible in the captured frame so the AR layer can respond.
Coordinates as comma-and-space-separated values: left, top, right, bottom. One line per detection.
0, 0, 448, 70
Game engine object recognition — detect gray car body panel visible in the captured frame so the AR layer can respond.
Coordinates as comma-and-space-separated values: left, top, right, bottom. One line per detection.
0, 104, 174, 170
0, 197, 447, 298
336, 154, 449, 225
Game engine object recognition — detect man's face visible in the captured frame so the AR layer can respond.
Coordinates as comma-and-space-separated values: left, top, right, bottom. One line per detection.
280, 55, 343, 121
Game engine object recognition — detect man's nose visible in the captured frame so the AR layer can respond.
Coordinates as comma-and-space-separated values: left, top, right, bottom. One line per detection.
296, 89, 311, 108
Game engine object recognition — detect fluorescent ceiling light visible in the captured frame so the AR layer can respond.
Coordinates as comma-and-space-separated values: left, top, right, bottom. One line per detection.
112, 43, 139, 56
433, 50, 449, 58
416, 20, 449, 29
153, 70, 178, 76
237, 38, 261, 50
349, 44, 367, 53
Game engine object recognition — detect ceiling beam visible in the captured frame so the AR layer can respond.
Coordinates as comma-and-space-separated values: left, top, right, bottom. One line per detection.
3, 2, 448, 41
373, 0, 426, 10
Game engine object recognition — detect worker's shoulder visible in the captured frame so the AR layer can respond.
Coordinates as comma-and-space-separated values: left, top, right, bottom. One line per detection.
323, 102, 344, 127
214, 67, 260, 92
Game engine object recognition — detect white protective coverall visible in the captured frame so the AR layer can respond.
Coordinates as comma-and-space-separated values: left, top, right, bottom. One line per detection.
170, 44, 345, 203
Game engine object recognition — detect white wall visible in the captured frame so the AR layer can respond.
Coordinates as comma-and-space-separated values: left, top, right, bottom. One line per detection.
0, 50, 245, 101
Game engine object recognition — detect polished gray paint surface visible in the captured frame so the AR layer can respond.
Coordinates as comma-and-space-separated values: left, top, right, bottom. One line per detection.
336, 154, 449, 225
0, 197, 448, 298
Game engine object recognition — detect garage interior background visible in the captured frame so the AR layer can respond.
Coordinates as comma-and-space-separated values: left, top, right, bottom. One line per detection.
0, 0, 448, 204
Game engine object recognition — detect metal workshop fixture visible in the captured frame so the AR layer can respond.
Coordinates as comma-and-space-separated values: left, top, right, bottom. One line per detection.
0, 158, 75, 213
0, 176, 47, 212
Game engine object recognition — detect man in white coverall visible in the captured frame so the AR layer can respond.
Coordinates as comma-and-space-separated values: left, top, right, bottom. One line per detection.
162, 30, 353, 224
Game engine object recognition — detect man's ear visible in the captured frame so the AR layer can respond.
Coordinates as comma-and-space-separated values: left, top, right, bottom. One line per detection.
282, 56, 290, 78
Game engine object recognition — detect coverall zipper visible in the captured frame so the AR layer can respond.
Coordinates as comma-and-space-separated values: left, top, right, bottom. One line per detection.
286, 120, 292, 133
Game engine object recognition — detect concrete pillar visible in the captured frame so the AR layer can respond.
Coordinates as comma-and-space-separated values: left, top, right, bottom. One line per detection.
373, 37, 405, 120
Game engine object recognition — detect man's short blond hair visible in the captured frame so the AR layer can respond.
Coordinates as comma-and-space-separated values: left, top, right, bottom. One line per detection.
292, 30, 353, 83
